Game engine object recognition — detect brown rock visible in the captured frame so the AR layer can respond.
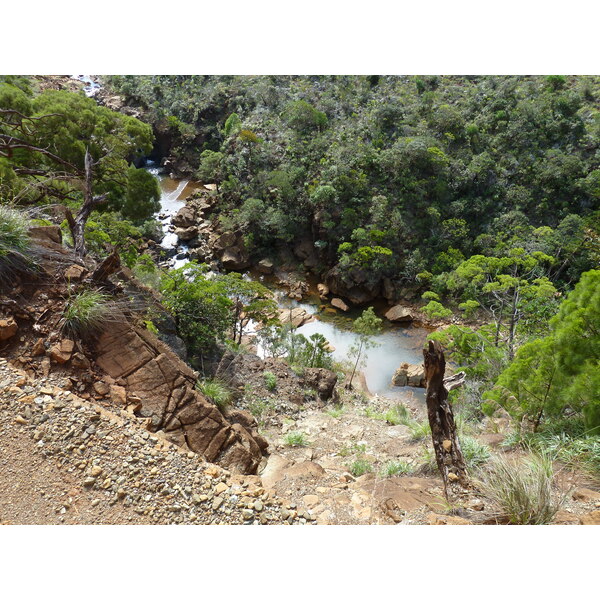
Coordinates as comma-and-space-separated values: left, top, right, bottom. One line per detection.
0, 317, 18, 341
278, 307, 314, 328
317, 283, 329, 299
391, 362, 426, 388
93, 381, 110, 396
31, 338, 46, 356
213, 231, 238, 251
71, 352, 91, 369
303, 368, 338, 402
63, 264, 87, 281
426, 513, 471, 525
384, 305, 414, 323
174, 226, 199, 241
331, 298, 349, 312
221, 247, 250, 270
580, 510, 600, 525
49, 339, 75, 364
28, 225, 62, 245
256, 258, 274, 274
109, 384, 127, 405
171, 205, 196, 228
572, 488, 600, 502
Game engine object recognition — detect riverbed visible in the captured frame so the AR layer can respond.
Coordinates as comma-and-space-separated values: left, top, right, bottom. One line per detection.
151, 167, 428, 401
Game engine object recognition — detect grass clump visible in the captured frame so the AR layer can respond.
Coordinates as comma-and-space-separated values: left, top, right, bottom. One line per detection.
502, 420, 600, 477
61, 289, 111, 339
263, 371, 277, 391
0, 205, 34, 283
349, 459, 373, 477
476, 453, 565, 525
460, 435, 492, 468
284, 431, 308, 447
326, 404, 345, 418
380, 460, 414, 478
196, 379, 232, 410
408, 419, 431, 441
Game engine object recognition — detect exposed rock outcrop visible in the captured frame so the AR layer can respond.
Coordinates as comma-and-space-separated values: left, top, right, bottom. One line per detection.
94, 323, 265, 474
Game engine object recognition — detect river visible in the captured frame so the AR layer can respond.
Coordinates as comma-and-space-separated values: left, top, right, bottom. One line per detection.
150, 166, 428, 402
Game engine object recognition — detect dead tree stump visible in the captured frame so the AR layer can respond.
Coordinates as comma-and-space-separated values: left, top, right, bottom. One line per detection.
423, 340, 468, 497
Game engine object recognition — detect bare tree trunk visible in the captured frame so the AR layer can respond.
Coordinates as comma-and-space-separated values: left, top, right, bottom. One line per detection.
423, 340, 468, 498
67, 149, 108, 258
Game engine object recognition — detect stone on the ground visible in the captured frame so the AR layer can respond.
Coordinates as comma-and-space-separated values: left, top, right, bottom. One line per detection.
0, 318, 18, 341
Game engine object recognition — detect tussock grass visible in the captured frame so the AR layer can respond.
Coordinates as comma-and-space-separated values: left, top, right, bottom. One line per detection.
380, 460, 414, 478
196, 379, 232, 410
460, 435, 492, 468
326, 404, 345, 418
502, 422, 600, 477
476, 453, 565, 525
0, 205, 34, 283
284, 431, 308, 447
349, 459, 373, 477
60, 289, 112, 339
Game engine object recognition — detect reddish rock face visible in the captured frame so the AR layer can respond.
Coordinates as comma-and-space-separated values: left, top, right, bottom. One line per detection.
94, 323, 265, 474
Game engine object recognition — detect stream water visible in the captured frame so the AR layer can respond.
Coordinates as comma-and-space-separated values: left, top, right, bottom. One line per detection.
150, 167, 428, 402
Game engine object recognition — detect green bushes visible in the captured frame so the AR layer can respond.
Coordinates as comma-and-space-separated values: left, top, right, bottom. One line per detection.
263, 371, 277, 391
60, 289, 112, 339
484, 270, 600, 430
476, 453, 564, 524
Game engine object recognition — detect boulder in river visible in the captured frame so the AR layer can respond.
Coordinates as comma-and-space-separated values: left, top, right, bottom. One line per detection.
331, 298, 350, 312
392, 362, 426, 388
279, 307, 315, 328
384, 305, 415, 323
256, 258, 274, 274
171, 205, 196, 228
317, 283, 330, 299
174, 226, 199, 241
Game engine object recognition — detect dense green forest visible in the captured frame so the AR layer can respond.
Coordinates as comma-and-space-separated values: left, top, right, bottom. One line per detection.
106, 75, 599, 295
1, 74, 599, 482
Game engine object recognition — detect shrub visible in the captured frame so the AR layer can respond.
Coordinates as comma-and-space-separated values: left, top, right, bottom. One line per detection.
349, 459, 373, 477
60, 289, 112, 339
476, 453, 565, 524
380, 460, 414, 478
284, 431, 308, 447
196, 379, 232, 410
263, 371, 277, 391
422, 301, 453, 319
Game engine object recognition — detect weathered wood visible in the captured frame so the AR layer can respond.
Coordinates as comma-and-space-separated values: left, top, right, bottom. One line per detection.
423, 340, 468, 497
92, 247, 121, 282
